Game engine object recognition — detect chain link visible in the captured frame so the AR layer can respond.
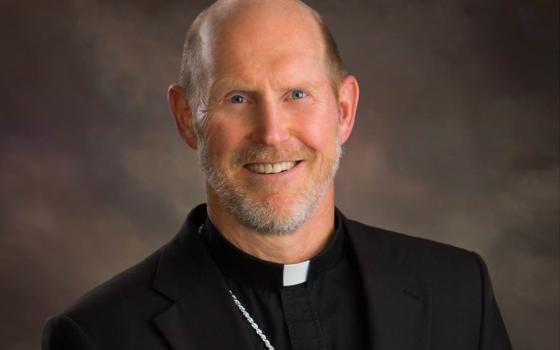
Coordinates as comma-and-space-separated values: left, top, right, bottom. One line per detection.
229, 290, 276, 350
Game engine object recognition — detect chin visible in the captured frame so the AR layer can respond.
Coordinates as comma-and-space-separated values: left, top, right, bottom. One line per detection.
201, 141, 340, 235
224, 184, 327, 236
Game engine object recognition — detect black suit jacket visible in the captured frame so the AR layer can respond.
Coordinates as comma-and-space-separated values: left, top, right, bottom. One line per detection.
42, 204, 512, 349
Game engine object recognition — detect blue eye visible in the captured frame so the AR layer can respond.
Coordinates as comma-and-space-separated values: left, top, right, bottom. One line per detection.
291, 90, 306, 100
229, 95, 245, 104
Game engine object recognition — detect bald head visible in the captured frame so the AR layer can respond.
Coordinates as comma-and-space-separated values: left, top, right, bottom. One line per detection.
179, 0, 347, 115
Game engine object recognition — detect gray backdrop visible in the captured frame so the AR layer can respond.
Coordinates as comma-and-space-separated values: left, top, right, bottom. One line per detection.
1, 0, 558, 349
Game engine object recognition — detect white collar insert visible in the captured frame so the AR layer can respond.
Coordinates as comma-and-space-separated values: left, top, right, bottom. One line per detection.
282, 260, 310, 286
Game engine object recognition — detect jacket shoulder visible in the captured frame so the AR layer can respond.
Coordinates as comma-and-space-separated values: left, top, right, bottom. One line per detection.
345, 218, 512, 348
44, 248, 171, 348
42, 314, 98, 350
345, 218, 483, 280
67, 248, 166, 316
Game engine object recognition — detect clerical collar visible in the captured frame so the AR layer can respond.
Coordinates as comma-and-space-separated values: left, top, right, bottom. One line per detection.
201, 209, 345, 290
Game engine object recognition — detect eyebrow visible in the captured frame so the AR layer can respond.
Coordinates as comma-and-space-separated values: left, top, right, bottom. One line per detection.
211, 78, 251, 93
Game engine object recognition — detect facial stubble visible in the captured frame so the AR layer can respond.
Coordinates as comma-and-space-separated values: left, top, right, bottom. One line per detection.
197, 133, 342, 236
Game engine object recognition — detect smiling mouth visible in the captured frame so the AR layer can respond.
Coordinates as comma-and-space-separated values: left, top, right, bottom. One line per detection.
245, 161, 301, 174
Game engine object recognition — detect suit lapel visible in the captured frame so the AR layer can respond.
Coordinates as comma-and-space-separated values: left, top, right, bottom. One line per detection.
151, 205, 254, 349
151, 205, 432, 349
345, 217, 432, 350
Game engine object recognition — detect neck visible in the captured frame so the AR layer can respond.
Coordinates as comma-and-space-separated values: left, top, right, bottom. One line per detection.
206, 186, 336, 264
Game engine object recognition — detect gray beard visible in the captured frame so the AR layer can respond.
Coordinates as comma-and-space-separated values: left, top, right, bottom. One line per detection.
197, 141, 342, 235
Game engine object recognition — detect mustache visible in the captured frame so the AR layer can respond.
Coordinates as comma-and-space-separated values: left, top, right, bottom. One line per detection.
232, 145, 314, 165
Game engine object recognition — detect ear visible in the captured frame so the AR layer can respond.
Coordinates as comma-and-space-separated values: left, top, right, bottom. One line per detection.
167, 83, 198, 149
336, 75, 359, 145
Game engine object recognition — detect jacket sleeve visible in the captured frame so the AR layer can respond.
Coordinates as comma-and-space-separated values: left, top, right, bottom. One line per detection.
472, 252, 513, 350
42, 315, 98, 350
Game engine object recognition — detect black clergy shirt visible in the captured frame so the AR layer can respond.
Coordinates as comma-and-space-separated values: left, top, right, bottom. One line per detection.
201, 209, 370, 350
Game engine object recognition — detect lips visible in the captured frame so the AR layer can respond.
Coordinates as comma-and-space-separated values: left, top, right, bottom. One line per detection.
244, 161, 299, 174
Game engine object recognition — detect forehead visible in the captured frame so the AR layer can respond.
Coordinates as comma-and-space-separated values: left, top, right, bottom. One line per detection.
201, 4, 329, 85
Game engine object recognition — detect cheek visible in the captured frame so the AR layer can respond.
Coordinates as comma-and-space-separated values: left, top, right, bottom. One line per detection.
290, 102, 340, 152
202, 114, 247, 160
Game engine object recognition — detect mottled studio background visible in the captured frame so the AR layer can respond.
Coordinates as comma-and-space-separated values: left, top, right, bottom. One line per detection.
1, 0, 558, 349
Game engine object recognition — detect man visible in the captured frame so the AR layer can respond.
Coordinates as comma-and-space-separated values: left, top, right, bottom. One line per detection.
42, 0, 512, 349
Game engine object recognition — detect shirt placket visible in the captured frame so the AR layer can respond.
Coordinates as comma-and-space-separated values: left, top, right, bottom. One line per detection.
281, 285, 327, 350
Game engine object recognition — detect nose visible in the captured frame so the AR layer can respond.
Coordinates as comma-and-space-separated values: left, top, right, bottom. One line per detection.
250, 100, 290, 145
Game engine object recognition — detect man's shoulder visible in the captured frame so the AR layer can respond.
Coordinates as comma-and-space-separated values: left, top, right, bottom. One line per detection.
66, 248, 167, 318
344, 217, 484, 280
56, 205, 209, 321
346, 218, 471, 252
342, 217, 512, 348
43, 244, 177, 349
44, 205, 210, 349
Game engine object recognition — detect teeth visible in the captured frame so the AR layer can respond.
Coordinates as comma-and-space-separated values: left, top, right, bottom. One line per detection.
246, 161, 296, 174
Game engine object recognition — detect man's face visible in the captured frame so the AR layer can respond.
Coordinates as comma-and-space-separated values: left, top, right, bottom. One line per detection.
195, 14, 344, 234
